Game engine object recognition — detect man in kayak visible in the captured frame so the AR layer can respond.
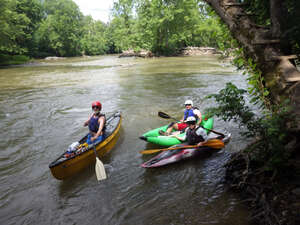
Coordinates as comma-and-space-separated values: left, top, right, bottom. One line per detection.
84, 101, 106, 145
174, 116, 208, 146
159, 100, 202, 136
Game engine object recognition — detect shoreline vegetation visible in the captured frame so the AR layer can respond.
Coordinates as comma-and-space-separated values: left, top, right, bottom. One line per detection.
0, 47, 229, 67
0, 54, 31, 66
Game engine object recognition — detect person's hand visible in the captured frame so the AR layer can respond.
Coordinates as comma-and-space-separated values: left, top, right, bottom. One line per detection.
180, 119, 184, 122
197, 142, 203, 147
91, 136, 97, 142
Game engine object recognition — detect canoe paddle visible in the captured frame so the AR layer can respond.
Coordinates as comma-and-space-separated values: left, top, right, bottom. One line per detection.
92, 144, 107, 181
140, 139, 225, 154
158, 111, 225, 137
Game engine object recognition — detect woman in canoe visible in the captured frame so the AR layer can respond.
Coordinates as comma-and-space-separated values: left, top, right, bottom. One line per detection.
174, 116, 208, 147
84, 101, 106, 144
159, 100, 202, 136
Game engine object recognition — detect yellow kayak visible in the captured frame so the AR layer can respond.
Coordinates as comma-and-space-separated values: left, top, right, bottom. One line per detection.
49, 111, 121, 180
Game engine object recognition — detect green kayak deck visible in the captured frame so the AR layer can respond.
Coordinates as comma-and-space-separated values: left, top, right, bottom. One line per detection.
140, 116, 214, 147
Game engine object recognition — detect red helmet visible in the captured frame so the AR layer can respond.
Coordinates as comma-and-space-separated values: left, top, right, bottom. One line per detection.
92, 101, 102, 110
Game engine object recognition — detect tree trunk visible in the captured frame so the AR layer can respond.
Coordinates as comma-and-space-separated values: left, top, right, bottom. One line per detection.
270, 0, 283, 38
204, 0, 300, 130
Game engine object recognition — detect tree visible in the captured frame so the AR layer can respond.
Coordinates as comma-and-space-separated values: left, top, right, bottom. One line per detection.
81, 16, 109, 55
36, 0, 84, 56
203, 0, 300, 129
109, 0, 135, 51
15, 0, 43, 56
108, 0, 234, 55
0, 0, 30, 54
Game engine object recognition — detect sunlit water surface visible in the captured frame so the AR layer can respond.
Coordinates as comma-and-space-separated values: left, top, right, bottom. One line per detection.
0, 55, 251, 225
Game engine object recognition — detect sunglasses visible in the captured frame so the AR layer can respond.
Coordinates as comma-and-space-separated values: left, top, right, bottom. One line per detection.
187, 122, 196, 125
92, 106, 100, 109
185, 104, 192, 106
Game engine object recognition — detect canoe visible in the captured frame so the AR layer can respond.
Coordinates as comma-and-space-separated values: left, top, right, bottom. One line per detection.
139, 115, 214, 147
141, 133, 231, 168
49, 111, 122, 180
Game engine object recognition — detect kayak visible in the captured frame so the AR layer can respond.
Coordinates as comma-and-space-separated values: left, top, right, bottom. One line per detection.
141, 133, 231, 168
139, 115, 214, 147
49, 111, 122, 180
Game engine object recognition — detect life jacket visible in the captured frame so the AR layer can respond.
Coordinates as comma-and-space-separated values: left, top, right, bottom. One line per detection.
88, 113, 105, 133
186, 126, 205, 145
183, 107, 198, 120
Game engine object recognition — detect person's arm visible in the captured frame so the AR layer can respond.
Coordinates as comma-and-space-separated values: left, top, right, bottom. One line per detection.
194, 109, 202, 125
84, 114, 93, 126
174, 130, 187, 141
180, 115, 185, 122
91, 116, 106, 141
195, 127, 207, 147
197, 140, 207, 147
174, 135, 185, 141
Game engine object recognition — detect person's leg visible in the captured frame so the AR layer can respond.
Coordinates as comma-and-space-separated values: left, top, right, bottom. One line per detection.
177, 123, 188, 131
86, 134, 104, 145
94, 135, 104, 143
166, 123, 179, 134
86, 133, 92, 145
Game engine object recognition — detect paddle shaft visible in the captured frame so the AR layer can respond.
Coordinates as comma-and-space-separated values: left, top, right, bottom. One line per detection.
158, 111, 225, 137
140, 139, 224, 154
140, 145, 197, 154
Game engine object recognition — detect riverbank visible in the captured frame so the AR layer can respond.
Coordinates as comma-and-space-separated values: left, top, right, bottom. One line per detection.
1, 47, 227, 66
225, 146, 300, 225
0, 54, 31, 66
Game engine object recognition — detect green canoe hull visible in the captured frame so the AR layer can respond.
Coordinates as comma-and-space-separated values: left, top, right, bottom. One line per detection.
141, 116, 214, 147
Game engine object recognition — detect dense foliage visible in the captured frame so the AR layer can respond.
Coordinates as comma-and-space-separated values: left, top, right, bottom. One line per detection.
1, 0, 299, 61
111, 0, 234, 55
0, 0, 43, 55
205, 83, 294, 171
0, 0, 233, 62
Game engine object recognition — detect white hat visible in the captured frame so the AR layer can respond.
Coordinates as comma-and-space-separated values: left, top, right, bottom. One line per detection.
186, 116, 196, 123
184, 100, 193, 106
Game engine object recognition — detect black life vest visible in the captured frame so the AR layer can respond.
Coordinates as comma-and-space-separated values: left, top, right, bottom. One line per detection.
186, 126, 205, 145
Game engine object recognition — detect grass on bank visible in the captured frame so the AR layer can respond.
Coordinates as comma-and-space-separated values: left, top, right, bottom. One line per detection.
0, 54, 31, 66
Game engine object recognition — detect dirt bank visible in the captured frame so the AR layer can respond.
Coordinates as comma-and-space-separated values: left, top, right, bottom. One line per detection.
224, 149, 300, 225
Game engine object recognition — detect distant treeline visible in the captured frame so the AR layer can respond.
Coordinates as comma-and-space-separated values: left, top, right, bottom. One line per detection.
0, 0, 234, 62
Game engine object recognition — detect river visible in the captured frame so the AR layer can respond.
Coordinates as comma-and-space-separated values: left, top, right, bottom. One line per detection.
0, 55, 251, 225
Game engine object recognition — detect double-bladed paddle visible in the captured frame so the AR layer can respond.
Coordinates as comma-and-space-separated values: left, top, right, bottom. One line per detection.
158, 111, 225, 137
140, 139, 225, 154
92, 144, 107, 181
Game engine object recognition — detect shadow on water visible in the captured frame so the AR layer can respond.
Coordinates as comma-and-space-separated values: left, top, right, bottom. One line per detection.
58, 165, 95, 196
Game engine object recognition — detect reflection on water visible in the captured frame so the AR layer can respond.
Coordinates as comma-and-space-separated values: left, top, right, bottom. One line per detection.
0, 55, 250, 225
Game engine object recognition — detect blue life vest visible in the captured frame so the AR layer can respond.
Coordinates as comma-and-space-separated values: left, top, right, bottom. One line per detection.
184, 108, 198, 120
88, 114, 105, 133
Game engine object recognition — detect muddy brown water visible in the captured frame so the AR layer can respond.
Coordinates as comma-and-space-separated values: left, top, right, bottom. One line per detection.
0, 55, 251, 225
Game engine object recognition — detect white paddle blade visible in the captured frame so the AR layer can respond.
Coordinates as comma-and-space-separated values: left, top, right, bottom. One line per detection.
95, 157, 107, 181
